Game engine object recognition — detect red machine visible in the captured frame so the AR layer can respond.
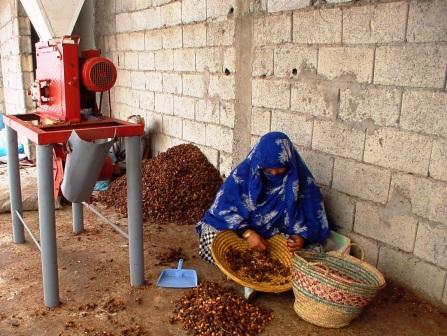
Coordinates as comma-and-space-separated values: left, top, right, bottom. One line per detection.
31, 36, 117, 122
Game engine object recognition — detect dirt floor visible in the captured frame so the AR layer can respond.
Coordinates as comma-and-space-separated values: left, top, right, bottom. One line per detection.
0, 205, 446, 336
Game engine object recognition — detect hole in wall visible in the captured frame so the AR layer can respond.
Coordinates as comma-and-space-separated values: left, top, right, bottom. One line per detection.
228, 7, 234, 15
224, 68, 231, 76
292, 68, 298, 76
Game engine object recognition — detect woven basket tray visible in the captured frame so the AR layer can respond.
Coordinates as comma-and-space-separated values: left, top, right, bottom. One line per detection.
292, 250, 386, 328
211, 231, 292, 293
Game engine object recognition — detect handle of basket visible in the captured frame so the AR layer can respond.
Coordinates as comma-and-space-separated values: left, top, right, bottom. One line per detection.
308, 262, 330, 276
345, 243, 365, 261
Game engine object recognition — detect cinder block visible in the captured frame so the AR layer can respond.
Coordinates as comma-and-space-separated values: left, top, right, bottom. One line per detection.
340, 86, 401, 127
183, 74, 204, 98
209, 75, 235, 100
162, 73, 182, 94
293, 8, 341, 44
252, 47, 274, 77
414, 221, 447, 269
364, 128, 431, 175
251, 107, 271, 136
267, 0, 310, 12
196, 48, 222, 73
407, 0, 447, 42
274, 47, 317, 77
291, 81, 334, 118
196, 145, 219, 167
182, 0, 206, 23
207, 0, 235, 18
154, 49, 173, 71
145, 30, 162, 50
318, 47, 374, 83
312, 120, 365, 160
220, 101, 235, 128
139, 91, 155, 110
321, 188, 355, 231
252, 79, 290, 109
155, 93, 174, 114
206, 124, 233, 152
219, 151, 233, 176
299, 149, 334, 187
135, 0, 151, 10
141, 7, 162, 30
346, 232, 379, 266
117, 70, 131, 87
130, 71, 146, 90
271, 111, 312, 147
355, 201, 417, 252
254, 15, 291, 46
174, 96, 195, 119
162, 26, 182, 49
183, 24, 206, 48
152, 134, 171, 154
343, 2, 407, 43
183, 119, 206, 145
430, 139, 447, 182
125, 52, 139, 70
160, 2, 181, 27
131, 10, 150, 31
162, 115, 182, 137
333, 158, 391, 204
129, 32, 145, 51
195, 99, 220, 123
378, 246, 446, 301
145, 72, 163, 92
374, 45, 447, 88
138, 52, 155, 70
174, 49, 195, 72
401, 90, 447, 137
116, 13, 131, 33
207, 20, 235, 47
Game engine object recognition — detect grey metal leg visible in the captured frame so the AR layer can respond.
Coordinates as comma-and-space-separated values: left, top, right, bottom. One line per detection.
6, 126, 24, 244
125, 136, 145, 286
72, 203, 84, 234
37, 144, 59, 307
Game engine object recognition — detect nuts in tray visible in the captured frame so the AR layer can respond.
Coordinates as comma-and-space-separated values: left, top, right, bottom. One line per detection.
224, 247, 291, 285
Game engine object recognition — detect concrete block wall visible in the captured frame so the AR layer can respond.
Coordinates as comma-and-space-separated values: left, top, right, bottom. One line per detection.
95, 0, 237, 175
95, 0, 447, 306
250, 0, 447, 306
0, 0, 33, 115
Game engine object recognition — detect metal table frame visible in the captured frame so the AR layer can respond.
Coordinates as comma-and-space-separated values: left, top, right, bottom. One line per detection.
4, 114, 145, 308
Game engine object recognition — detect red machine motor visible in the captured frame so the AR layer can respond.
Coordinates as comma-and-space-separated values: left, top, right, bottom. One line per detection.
31, 36, 117, 123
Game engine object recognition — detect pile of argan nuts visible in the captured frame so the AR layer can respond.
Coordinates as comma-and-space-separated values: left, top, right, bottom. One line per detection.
97, 144, 222, 224
225, 247, 290, 284
170, 281, 273, 335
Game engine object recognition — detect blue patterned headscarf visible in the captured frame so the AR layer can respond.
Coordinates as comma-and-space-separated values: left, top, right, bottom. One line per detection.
197, 132, 330, 243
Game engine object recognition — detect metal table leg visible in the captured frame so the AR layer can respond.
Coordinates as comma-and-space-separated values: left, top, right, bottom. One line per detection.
72, 203, 84, 234
6, 126, 24, 244
125, 136, 145, 286
37, 144, 59, 307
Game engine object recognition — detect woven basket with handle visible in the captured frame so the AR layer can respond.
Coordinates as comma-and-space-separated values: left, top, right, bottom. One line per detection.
211, 230, 292, 293
292, 248, 386, 328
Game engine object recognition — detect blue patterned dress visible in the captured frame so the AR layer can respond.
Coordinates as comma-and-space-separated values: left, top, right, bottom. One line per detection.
197, 132, 330, 263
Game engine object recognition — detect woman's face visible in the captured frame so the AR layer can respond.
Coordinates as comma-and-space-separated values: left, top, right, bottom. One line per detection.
263, 167, 287, 176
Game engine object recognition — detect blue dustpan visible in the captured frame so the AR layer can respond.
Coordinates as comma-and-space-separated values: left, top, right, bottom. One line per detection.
156, 259, 198, 288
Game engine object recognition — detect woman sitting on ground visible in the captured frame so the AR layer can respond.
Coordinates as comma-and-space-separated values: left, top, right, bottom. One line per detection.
196, 131, 330, 264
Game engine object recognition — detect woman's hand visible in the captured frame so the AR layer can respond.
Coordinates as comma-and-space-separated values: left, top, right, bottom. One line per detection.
245, 230, 268, 251
287, 235, 305, 252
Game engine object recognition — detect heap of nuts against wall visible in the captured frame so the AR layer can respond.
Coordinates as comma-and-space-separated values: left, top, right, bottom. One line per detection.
97, 144, 223, 224
170, 281, 273, 336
